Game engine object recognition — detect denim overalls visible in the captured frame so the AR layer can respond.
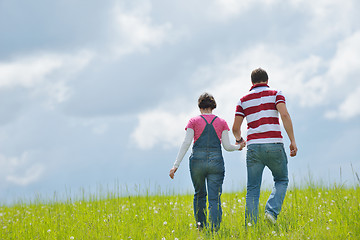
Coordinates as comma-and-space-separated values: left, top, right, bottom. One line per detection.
189, 115, 225, 230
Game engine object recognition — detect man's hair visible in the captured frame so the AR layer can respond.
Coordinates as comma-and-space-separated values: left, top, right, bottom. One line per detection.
198, 92, 217, 110
251, 68, 268, 84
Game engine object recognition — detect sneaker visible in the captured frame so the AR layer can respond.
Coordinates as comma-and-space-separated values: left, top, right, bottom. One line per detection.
265, 212, 276, 224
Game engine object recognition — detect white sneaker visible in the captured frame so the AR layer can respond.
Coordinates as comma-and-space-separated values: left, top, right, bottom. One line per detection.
265, 212, 276, 224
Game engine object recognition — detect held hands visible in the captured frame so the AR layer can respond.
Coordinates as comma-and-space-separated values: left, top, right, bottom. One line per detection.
169, 167, 178, 179
235, 137, 246, 150
239, 140, 246, 150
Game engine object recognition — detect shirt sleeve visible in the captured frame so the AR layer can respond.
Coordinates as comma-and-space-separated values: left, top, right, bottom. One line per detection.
173, 128, 194, 168
222, 119, 230, 132
185, 118, 194, 131
221, 130, 241, 151
275, 90, 286, 105
235, 100, 245, 117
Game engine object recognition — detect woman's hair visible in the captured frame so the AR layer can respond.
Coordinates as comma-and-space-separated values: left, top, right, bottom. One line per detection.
198, 92, 217, 110
251, 68, 268, 84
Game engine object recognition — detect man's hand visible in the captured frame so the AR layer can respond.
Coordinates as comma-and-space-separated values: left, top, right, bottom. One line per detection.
290, 141, 298, 157
169, 167, 178, 179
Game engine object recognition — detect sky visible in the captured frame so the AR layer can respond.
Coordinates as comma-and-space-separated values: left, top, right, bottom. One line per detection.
0, 0, 360, 204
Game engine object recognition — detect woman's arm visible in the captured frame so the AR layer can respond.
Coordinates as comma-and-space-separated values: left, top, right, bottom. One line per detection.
173, 128, 194, 168
170, 128, 194, 179
221, 130, 245, 151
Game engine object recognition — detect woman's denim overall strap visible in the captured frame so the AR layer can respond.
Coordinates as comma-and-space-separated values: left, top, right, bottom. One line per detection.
189, 115, 224, 230
192, 115, 221, 151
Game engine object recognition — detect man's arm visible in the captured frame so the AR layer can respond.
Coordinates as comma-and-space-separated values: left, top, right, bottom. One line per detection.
232, 115, 244, 143
276, 102, 298, 157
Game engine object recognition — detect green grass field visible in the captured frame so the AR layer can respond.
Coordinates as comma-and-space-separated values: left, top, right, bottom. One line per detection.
1, 185, 359, 239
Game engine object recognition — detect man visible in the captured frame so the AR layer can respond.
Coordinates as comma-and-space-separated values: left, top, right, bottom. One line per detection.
232, 68, 297, 225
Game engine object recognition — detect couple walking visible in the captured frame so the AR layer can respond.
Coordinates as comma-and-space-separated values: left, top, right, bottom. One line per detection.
169, 68, 298, 231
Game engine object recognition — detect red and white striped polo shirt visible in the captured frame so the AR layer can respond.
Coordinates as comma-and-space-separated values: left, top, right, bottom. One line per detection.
235, 83, 285, 145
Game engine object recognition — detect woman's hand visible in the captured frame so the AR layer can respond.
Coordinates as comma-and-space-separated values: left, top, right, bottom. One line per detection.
169, 167, 178, 179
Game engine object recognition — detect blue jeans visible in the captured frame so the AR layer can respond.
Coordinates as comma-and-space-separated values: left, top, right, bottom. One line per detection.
245, 143, 288, 224
190, 150, 225, 230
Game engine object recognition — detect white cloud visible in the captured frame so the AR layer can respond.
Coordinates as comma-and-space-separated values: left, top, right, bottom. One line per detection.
291, 0, 356, 32
131, 109, 192, 149
209, 0, 358, 45
211, 0, 253, 19
327, 31, 360, 85
0, 55, 62, 88
189, 45, 325, 108
290, 0, 359, 50
0, 152, 44, 186
209, 0, 284, 20
110, 1, 176, 57
324, 31, 360, 119
6, 165, 44, 186
0, 50, 94, 105
130, 36, 360, 149
326, 86, 360, 120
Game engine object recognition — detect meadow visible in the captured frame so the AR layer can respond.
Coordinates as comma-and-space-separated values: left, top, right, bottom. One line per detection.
0, 184, 359, 239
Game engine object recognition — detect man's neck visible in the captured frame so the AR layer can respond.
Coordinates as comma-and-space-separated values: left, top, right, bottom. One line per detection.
252, 81, 268, 86
250, 82, 269, 90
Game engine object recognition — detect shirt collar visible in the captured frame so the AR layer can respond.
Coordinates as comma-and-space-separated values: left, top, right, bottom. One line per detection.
250, 83, 269, 91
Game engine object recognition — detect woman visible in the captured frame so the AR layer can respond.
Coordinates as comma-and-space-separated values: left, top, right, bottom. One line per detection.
169, 93, 246, 231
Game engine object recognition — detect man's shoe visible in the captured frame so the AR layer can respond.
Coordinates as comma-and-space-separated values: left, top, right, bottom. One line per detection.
265, 212, 276, 224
